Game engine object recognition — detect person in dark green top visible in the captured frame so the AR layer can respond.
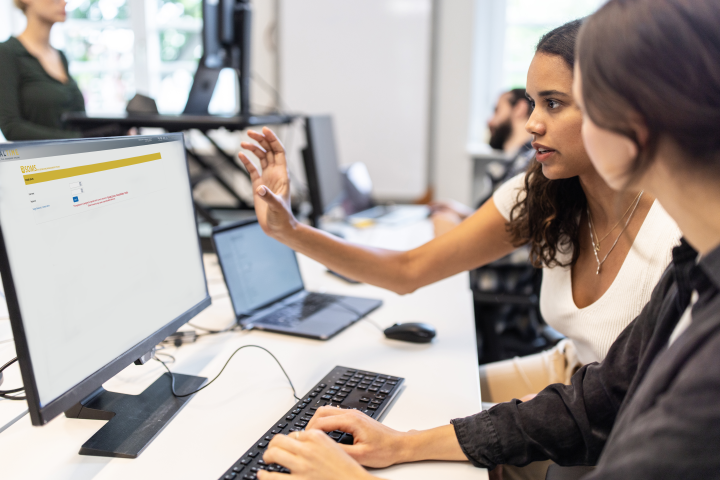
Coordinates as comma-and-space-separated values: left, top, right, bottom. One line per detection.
0, 0, 85, 140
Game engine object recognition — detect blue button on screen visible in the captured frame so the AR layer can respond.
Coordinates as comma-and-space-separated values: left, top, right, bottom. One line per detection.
73, 196, 79, 203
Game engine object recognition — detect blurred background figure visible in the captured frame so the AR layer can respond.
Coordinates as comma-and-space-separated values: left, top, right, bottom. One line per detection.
0, 0, 86, 140
431, 88, 532, 237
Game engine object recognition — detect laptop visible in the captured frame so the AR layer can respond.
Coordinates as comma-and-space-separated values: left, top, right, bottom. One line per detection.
212, 219, 382, 340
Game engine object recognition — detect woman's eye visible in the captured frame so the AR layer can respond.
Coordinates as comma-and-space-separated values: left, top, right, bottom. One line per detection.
547, 99, 561, 109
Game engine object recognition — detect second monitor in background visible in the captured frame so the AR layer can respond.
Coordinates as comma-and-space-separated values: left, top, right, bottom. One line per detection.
302, 115, 429, 229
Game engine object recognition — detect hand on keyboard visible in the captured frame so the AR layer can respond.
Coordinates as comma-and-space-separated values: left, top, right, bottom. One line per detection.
258, 430, 376, 480
304, 406, 410, 469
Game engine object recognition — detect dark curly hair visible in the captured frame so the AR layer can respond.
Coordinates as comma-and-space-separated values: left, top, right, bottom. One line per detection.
506, 19, 587, 268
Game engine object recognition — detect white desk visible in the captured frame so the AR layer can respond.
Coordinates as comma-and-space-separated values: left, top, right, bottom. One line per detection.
0, 220, 486, 480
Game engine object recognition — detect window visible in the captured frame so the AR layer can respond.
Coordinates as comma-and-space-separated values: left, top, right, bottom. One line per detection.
503, 0, 606, 89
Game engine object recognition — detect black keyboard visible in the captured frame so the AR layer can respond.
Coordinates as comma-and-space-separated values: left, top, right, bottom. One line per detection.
216, 366, 405, 480
255, 293, 339, 327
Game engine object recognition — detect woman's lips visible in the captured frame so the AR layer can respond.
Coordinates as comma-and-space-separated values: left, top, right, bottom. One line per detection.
535, 148, 556, 162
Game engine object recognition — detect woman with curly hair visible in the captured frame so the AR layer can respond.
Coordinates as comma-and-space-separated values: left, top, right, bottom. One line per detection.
238, 18, 680, 416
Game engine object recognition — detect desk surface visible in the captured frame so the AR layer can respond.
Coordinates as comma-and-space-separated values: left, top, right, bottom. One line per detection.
0, 220, 485, 480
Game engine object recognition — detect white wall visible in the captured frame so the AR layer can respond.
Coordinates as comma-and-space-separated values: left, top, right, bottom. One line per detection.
431, 0, 505, 206
278, 0, 432, 201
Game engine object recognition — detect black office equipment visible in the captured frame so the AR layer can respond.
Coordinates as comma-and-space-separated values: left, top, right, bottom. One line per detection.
383, 322, 436, 343
302, 115, 346, 228
0, 134, 211, 457
185, 0, 252, 117
212, 219, 382, 340
216, 366, 404, 480
302, 115, 429, 228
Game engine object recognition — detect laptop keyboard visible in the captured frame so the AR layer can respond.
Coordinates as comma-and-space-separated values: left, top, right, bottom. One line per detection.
255, 293, 339, 327
216, 366, 404, 479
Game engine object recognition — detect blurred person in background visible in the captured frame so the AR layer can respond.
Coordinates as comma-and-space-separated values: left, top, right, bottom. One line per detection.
431, 89, 533, 236
0, 0, 85, 140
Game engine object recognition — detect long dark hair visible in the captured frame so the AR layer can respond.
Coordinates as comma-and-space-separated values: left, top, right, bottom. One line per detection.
578, 0, 720, 181
506, 19, 586, 268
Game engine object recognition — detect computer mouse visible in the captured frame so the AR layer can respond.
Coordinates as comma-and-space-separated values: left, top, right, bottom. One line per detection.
383, 322, 436, 343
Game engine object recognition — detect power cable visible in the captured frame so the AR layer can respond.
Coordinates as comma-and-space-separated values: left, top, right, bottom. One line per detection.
154, 344, 300, 401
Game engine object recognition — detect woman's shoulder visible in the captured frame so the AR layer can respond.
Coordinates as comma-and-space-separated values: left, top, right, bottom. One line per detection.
0, 37, 22, 55
492, 172, 527, 221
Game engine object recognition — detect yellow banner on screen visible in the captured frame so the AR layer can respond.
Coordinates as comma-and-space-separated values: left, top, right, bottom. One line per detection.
23, 152, 162, 185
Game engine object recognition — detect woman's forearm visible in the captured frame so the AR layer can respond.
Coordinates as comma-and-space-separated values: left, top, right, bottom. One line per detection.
398, 424, 468, 463
281, 222, 418, 294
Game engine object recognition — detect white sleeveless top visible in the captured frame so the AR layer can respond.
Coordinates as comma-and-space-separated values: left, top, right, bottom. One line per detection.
493, 173, 682, 364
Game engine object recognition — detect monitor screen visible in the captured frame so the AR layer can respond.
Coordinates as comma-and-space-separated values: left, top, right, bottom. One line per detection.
213, 221, 303, 316
305, 116, 345, 214
0, 135, 209, 419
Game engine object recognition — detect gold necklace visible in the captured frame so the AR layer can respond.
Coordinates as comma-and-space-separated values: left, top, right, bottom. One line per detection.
587, 191, 644, 274
588, 191, 643, 252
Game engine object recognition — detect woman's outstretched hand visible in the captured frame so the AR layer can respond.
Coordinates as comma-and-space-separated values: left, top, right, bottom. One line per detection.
257, 429, 381, 480
238, 127, 297, 239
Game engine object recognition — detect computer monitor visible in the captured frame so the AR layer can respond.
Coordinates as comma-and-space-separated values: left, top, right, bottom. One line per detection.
302, 116, 347, 227
0, 134, 211, 457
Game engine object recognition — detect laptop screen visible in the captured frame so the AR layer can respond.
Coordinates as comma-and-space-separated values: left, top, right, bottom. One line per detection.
214, 221, 304, 316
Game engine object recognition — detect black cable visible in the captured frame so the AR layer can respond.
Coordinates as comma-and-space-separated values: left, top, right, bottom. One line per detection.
186, 321, 239, 335
154, 344, 300, 401
334, 299, 386, 332
0, 357, 26, 400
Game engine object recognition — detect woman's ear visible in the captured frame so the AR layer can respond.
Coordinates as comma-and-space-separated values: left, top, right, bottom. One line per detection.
629, 113, 650, 155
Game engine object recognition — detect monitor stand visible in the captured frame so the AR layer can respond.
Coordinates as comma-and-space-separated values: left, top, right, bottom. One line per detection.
64, 372, 206, 458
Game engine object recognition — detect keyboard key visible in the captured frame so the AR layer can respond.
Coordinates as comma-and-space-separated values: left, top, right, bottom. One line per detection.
332, 396, 345, 403
295, 421, 308, 427
257, 442, 268, 448
346, 382, 358, 387
247, 452, 258, 458
310, 392, 318, 397
380, 388, 392, 394
359, 397, 371, 403
321, 395, 332, 400
301, 416, 312, 422
341, 387, 352, 393
286, 414, 296, 420
368, 387, 379, 392
339, 433, 355, 445
367, 404, 378, 410
371, 399, 382, 404
328, 431, 342, 440
233, 466, 244, 473
356, 384, 368, 390
225, 474, 236, 479
240, 459, 251, 465
293, 408, 301, 414
337, 392, 348, 398
319, 383, 327, 388
271, 429, 280, 434
277, 423, 288, 429
257, 460, 266, 466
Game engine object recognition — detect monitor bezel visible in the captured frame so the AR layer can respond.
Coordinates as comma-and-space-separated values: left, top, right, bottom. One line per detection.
0, 133, 212, 426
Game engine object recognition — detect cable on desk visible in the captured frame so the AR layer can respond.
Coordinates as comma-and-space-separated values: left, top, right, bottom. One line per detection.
154, 344, 300, 401
0, 357, 26, 400
334, 299, 386, 333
